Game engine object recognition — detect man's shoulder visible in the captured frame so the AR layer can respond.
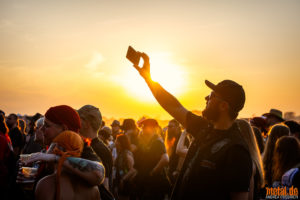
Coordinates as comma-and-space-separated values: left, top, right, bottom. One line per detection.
91, 138, 111, 154
10, 127, 21, 134
229, 123, 250, 152
91, 137, 107, 148
186, 111, 210, 137
223, 143, 252, 169
81, 144, 101, 162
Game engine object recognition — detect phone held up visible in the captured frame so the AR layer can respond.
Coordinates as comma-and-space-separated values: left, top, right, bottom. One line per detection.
126, 46, 141, 66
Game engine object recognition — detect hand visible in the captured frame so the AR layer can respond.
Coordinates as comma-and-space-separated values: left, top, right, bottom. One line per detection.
24, 152, 57, 165
16, 162, 37, 184
133, 52, 151, 80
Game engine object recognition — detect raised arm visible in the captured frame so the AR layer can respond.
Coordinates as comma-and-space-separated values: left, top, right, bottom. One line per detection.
176, 130, 189, 157
134, 52, 188, 127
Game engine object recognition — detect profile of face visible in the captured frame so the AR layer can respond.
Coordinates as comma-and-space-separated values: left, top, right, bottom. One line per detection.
34, 123, 45, 145
202, 92, 224, 122
42, 118, 64, 145
79, 117, 89, 137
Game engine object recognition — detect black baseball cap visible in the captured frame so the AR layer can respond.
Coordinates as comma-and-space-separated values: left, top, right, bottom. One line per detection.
205, 79, 245, 113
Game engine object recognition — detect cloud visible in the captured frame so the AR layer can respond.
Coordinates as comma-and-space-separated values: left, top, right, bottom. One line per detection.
85, 51, 104, 71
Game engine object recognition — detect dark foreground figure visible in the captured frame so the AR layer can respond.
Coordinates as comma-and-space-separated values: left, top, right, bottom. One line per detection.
132, 52, 252, 200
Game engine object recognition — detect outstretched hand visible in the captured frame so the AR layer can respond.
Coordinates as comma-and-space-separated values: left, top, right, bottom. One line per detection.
23, 152, 57, 165
133, 52, 151, 80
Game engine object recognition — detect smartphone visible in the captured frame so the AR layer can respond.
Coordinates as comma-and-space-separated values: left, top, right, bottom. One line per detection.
126, 46, 141, 65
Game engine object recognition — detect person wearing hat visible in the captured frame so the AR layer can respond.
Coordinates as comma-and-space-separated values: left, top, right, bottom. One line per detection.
111, 120, 121, 140
21, 105, 105, 189
134, 118, 170, 200
262, 108, 285, 129
132, 52, 252, 199
77, 105, 113, 191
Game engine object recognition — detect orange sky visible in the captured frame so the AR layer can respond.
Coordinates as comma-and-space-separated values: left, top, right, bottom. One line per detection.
1, 0, 300, 120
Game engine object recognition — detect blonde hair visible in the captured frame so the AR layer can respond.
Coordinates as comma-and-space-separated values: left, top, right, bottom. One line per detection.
236, 119, 264, 188
262, 124, 290, 185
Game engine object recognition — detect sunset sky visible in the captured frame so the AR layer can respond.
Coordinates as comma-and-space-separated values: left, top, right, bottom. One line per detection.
1, 0, 300, 120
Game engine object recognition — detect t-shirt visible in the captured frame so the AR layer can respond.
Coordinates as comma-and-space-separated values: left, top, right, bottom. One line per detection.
134, 134, 170, 196
134, 135, 167, 178
22, 134, 43, 154
81, 143, 101, 162
134, 134, 170, 199
9, 127, 24, 151
171, 112, 252, 200
90, 137, 113, 178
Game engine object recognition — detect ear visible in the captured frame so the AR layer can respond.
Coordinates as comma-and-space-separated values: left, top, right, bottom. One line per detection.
219, 101, 229, 111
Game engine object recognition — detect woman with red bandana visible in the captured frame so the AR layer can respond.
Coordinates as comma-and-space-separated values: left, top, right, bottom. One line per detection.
19, 105, 105, 197
35, 130, 100, 200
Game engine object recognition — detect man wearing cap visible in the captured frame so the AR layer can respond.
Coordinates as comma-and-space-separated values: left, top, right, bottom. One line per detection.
111, 120, 121, 140
77, 105, 113, 191
134, 118, 169, 200
132, 53, 252, 199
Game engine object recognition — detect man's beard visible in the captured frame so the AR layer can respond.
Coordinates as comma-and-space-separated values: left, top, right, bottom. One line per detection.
202, 105, 220, 122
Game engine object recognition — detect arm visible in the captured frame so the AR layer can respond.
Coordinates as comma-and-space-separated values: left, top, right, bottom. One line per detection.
122, 152, 137, 181
176, 130, 189, 157
64, 157, 105, 186
25, 153, 105, 186
134, 53, 188, 127
150, 153, 169, 175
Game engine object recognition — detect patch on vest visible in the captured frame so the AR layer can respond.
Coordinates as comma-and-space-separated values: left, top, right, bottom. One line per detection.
199, 160, 216, 169
211, 138, 230, 154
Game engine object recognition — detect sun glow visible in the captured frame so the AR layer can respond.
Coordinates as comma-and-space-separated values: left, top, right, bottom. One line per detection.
122, 52, 186, 101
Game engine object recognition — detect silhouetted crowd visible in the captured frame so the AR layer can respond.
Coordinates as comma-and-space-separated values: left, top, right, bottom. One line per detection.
0, 106, 299, 200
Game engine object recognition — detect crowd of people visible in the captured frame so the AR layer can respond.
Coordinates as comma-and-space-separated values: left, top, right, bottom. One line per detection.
1, 52, 300, 200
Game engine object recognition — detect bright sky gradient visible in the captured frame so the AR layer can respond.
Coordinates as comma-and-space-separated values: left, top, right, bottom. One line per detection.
1, 0, 300, 119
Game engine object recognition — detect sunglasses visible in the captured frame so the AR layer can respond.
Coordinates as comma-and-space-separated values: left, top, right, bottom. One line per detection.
207, 92, 224, 102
